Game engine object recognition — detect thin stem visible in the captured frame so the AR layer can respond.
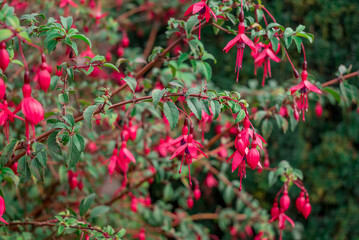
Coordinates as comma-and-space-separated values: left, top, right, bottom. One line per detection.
301, 43, 306, 62
283, 47, 297, 73
17, 37, 28, 72
261, 6, 277, 23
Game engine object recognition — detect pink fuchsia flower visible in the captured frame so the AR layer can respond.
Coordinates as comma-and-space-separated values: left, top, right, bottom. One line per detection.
289, 61, 322, 121
68, 170, 78, 190
199, 110, 212, 142
0, 195, 8, 224
223, 11, 256, 82
117, 141, 136, 179
295, 192, 305, 213
184, 0, 217, 40
0, 42, 10, 72
21, 83, 44, 126
254, 43, 281, 86
106, 148, 119, 176
38, 60, 51, 92
186, 197, 194, 209
170, 133, 207, 185
280, 190, 290, 211
269, 209, 295, 239
89, 0, 108, 25
302, 197, 311, 219
279, 106, 289, 118
193, 187, 201, 200
204, 172, 218, 188
59, 0, 78, 8
315, 101, 323, 118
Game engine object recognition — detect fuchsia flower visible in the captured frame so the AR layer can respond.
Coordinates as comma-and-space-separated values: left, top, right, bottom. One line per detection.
38, 54, 51, 92
227, 117, 266, 190
315, 101, 323, 118
289, 61, 322, 121
280, 190, 290, 211
68, 170, 79, 190
279, 106, 289, 118
223, 11, 256, 82
184, 0, 217, 40
59, 0, 78, 8
0, 196, 7, 224
168, 122, 207, 185
254, 42, 281, 86
89, 0, 108, 25
269, 209, 295, 240
295, 192, 305, 213
193, 187, 201, 200
199, 110, 212, 142
0, 42, 10, 72
204, 172, 218, 188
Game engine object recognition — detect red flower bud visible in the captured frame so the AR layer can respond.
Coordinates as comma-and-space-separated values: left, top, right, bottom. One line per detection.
78, 181, 84, 190
247, 144, 260, 170
296, 192, 306, 213
38, 62, 51, 92
138, 228, 146, 240
280, 190, 290, 211
194, 188, 201, 200
315, 101, 323, 118
0, 195, 8, 224
0, 42, 10, 72
131, 197, 138, 212
87, 142, 98, 153
0, 77, 5, 100
187, 197, 194, 209
117, 46, 124, 57
121, 33, 130, 48
21, 84, 44, 125
243, 117, 250, 128
279, 106, 288, 118
303, 198, 311, 219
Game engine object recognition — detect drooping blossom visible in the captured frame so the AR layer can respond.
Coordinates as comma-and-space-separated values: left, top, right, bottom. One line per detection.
280, 190, 290, 211
295, 192, 305, 213
302, 197, 311, 219
193, 187, 201, 200
279, 106, 289, 118
315, 101, 323, 118
38, 54, 51, 92
227, 117, 266, 190
59, 0, 78, 8
186, 197, 194, 209
198, 110, 212, 142
89, 0, 108, 25
269, 208, 295, 240
168, 122, 207, 185
289, 61, 322, 121
204, 172, 218, 188
223, 11, 256, 82
0, 195, 8, 224
0, 78, 6, 101
0, 42, 10, 72
184, 0, 217, 40
254, 42, 281, 86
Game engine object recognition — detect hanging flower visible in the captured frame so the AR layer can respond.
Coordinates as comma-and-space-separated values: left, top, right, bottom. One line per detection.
0, 100, 24, 142
254, 43, 281, 86
223, 11, 256, 82
289, 62, 322, 121
0, 195, 8, 224
184, 0, 217, 40
0, 42, 10, 72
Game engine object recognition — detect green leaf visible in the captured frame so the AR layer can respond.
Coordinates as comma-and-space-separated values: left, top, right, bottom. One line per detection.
152, 89, 165, 108
11, 59, 23, 67
73, 134, 85, 152
80, 193, 96, 216
103, 63, 119, 72
210, 100, 221, 120
268, 171, 277, 186
18, 156, 31, 183
58, 93, 69, 104
187, 97, 203, 120
30, 158, 44, 182
117, 228, 126, 238
235, 109, 246, 123
2, 167, 19, 187
0, 29, 13, 42
185, 88, 200, 97
50, 76, 61, 91
18, 31, 31, 43
163, 101, 179, 130
71, 34, 92, 48
90, 205, 110, 218
324, 87, 341, 103
1, 139, 19, 167
67, 136, 82, 169
262, 118, 273, 139
48, 130, 62, 155
123, 76, 137, 93
83, 105, 98, 130
62, 114, 75, 127
169, 80, 184, 88
293, 36, 302, 53
60, 16, 73, 31
270, 37, 280, 53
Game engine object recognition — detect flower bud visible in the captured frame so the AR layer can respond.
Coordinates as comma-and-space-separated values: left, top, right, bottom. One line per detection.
117, 46, 124, 57
187, 197, 194, 209
87, 142, 98, 154
131, 197, 138, 212
315, 101, 323, 118
303, 198, 311, 219
247, 144, 260, 170
121, 33, 130, 48
280, 190, 290, 211
38, 62, 51, 92
279, 106, 288, 118
194, 187, 201, 200
21, 84, 45, 125
296, 192, 306, 213
0, 42, 10, 72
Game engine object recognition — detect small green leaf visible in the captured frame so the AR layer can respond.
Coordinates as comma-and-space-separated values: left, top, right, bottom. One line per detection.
262, 118, 273, 139
0, 139, 19, 167
48, 130, 62, 155
71, 34, 92, 48
163, 101, 179, 130
152, 89, 165, 108
50, 76, 61, 90
80, 193, 96, 216
103, 63, 119, 72
62, 114, 75, 127
187, 97, 203, 120
123, 76, 137, 93
67, 136, 82, 169
83, 105, 98, 130
11, 59, 23, 67
210, 100, 221, 120
235, 109, 246, 123
0, 29, 13, 42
